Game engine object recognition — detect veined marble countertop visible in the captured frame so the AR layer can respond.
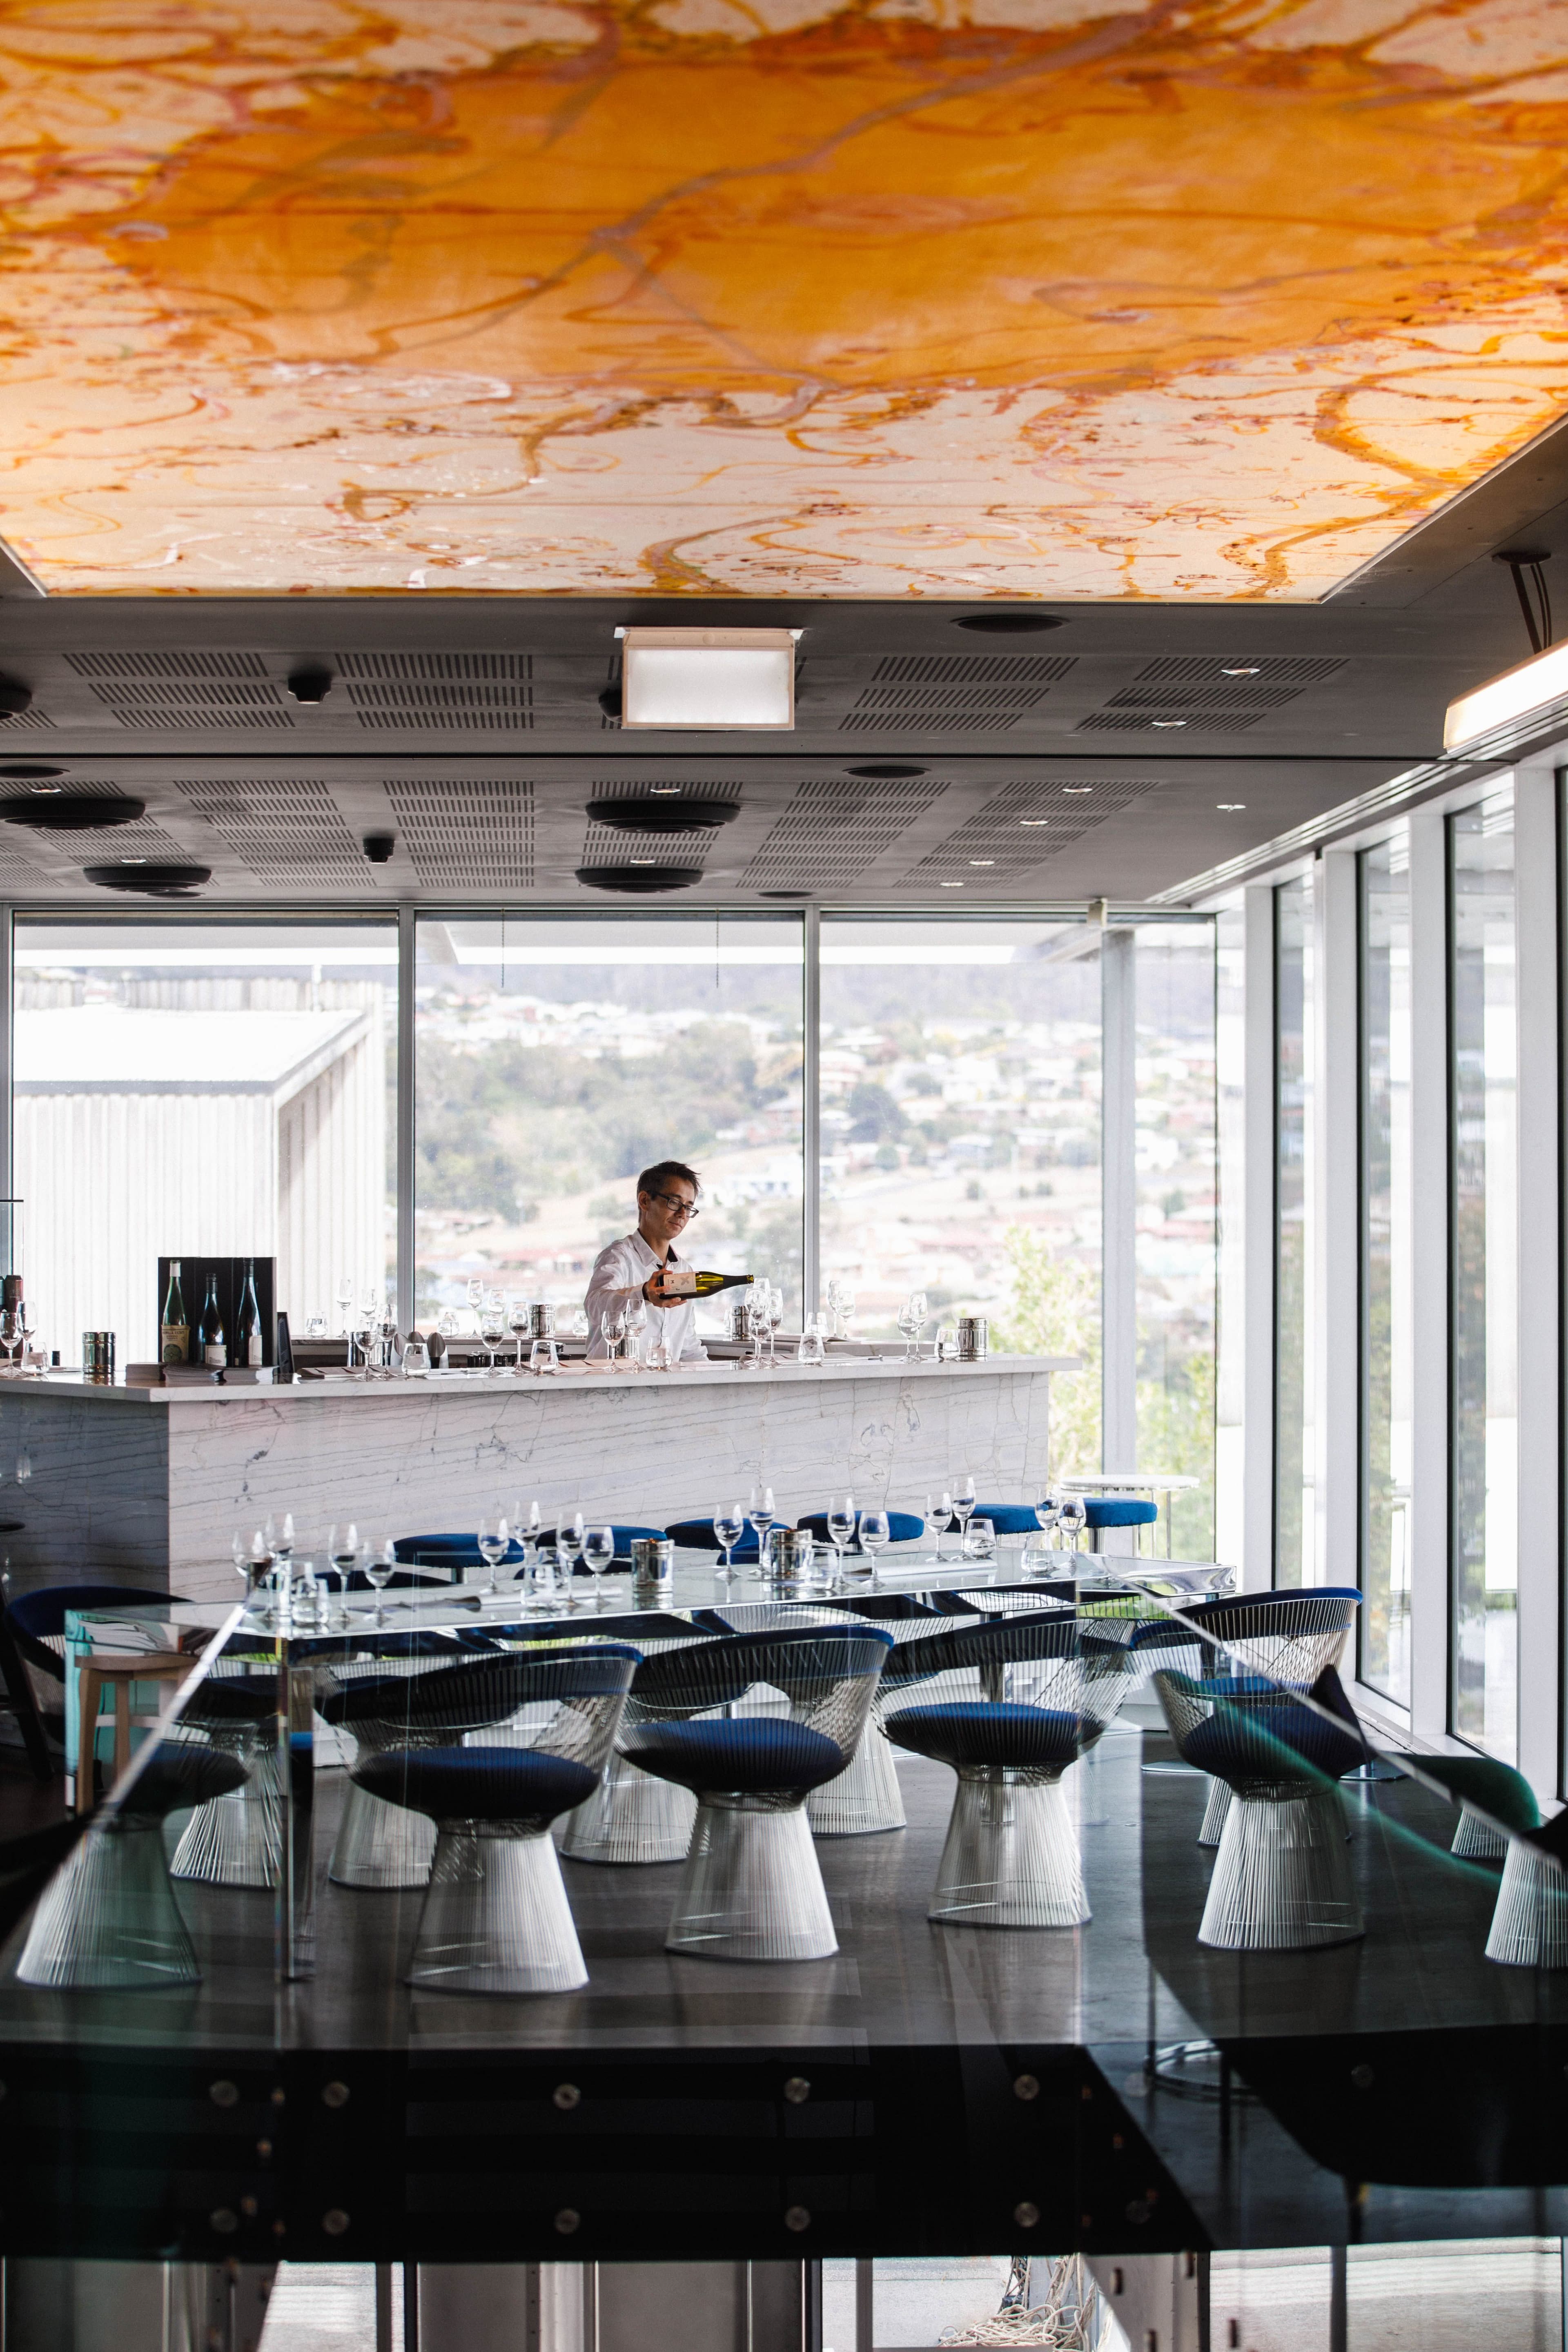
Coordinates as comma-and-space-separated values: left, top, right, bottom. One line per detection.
15, 1354, 1081, 1407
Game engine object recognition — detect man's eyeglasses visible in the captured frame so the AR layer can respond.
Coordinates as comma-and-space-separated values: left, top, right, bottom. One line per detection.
648, 1192, 699, 1220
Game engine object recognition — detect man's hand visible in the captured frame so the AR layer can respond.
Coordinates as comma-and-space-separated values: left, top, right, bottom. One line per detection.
643, 1272, 671, 1305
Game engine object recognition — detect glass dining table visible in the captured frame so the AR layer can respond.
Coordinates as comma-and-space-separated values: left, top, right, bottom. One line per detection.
65, 1541, 1235, 1979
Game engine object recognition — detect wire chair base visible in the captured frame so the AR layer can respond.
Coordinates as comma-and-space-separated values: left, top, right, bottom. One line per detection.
330, 1780, 437, 1889
667, 1799, 837, 1961
1196, 1776, 1231, 1850
1485, 1839, 1568, 1967
170, 1763, 282, 1889
18, 1819, 200, 1990
929, 1767, 1088, 1928
808, 1709, 906, 1838
406, 1822, 588, 1994
1199, 1786, 1363, 1951
559, 1750, 697, 1864
1452, 1804, 1508, 1862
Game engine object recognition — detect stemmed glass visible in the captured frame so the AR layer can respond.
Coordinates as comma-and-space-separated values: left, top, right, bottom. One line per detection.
714, 1503, 745, 1583
926, 1489, 952, 1560
599, 1308, 623, 1370
1058, 1496, 1088, 1554
466, 1276, 484, 1332
361, 1287, 381, 1368
951, 1474, 976, 1550
826, 1497, 856, 1590
896, 1296, 921, 1362
327, 1521, 361, 1588
765, 1284, 784, 1367
858, 1508, 890, 1588
480, 1292, 508, 1376
336, 1273, 353, 1336
582, 1526, 615, 1609
910, 1290, 929, 1358
624, 1296, 648, 1373
508, 1296, 529, 1373
1034, 1491, 1063, 1549
364, 1540, 395, 1625
746, 1483, 776, 1581
557, 1510, 586, 1595
477, 1514, 510, 1601
378, 1298, 400, 1377
838, 1285, 857, 1343
348, 1299, 372, 1371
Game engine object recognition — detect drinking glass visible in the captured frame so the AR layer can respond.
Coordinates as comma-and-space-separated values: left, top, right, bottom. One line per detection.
402, 1336, 430, 1378
598, 1309, 621, 1369
952, 1474, 976, 1546
477, 1514, 510, 1601
327, 1521, 360, 1586
713, 1503, 746, 1582
582, 1526, 615, 1609
926, 1490, 952, 1559
480, 1292, 508, 1375
746, 1483, 776, 1581
508, 1296, 529, 1372
858, 1509, 890, 1588
936, 1323, 956, 1361
765, 1284, 784, 1366
1033, 1491, 1062, 1546
569, 1306, 590, 1341
378, 1301, 400, 1376
305, 1314, 327, 1340
1058, 1496, 1088, 1553
529, 1335, 560, 1376
910, 1290, 929, 1357
349, 1305, 372, 1371
838, 1286, 857, 1342
335, 1273, 353, 1336
364, 1542, 395, 1625
466, 1276, 484, 1332
232, 1532, 252, 1600
558, 1510, 586, 1589
896, 1297, 920, 1361
797, 1318, 826, 1367
624, 1297, 648, 1373
437, 1306, 459, 1344
826, 1497, 856, 1589
962, 1515, 996, 1568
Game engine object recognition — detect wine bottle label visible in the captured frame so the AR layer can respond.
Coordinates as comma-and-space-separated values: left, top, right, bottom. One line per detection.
204, 1341, 227, 1368
246, 1335, 263, 1367
660, 1268, 700, 1296
161, 1324, 188, 1364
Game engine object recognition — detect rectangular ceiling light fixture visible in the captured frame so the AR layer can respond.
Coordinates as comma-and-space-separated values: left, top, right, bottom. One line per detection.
1444, 639, 1568, 751
619, 627, 796, 730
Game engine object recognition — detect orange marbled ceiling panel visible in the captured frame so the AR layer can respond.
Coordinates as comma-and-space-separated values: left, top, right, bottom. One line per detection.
0, 0, 1566, 593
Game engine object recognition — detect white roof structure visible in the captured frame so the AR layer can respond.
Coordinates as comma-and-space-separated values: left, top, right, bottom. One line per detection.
15, 1008, 367, 1096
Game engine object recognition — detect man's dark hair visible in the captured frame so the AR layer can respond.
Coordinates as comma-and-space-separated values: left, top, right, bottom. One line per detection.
637, 1160, 701, 1200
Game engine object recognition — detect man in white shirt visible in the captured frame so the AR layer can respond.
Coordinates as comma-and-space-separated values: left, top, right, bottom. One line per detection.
584, 1160, 709, 1366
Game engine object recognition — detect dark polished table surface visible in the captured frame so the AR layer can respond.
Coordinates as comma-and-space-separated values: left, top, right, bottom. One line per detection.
2, 1565, 1564, 2266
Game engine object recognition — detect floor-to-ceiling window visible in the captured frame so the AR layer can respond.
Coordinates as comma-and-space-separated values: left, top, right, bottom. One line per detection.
412, 913, 804, 1327
1134, 921, 1217, 1557
1214, 902, 1245, 1570
1359, 835, 1412, 1706
13, 920, 398, 1366
817, 918, 1104, 1470
1275, 875, 1314, 1588
1450, 793, 1518, 1761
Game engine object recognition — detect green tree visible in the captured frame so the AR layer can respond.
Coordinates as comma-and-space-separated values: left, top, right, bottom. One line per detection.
989, 1225, 1101, 1476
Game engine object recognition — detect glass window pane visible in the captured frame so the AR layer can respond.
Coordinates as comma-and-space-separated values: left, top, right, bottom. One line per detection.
414, 914, 804, 1327
1215, 902, 1245, 1568
13, 920, 398, 1366
1134, 921, 1216, 1557
1275, 875, 1314, 1589
1450, 794, 1517, 1761
1359, 834, 1412, 1706
817, 918, 1102, 1470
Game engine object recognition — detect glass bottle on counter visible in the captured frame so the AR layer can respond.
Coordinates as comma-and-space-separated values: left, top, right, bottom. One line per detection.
198, 1272, 226, 1370
161, 1261, 189, 1365
236, 1258, 263, 1368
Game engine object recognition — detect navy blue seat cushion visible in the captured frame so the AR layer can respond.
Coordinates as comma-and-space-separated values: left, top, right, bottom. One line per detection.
1083, 1498, 1158, 1529
624, 1716, 846, 1795
800, 1510, 924, 1551
182, 1675, 276, 1728
7, 1584, 168, 1680
969, 1505, 1042, 1535
1183, 1703, 1365, 1786
393, 1533, 525, 1566
509, 1523, 667, 1577
1410, 1754, 1541, 1834
356, 1744, 599, 1826
887, 1702, 1085, 1772
122, 1742, 249, 1822
665, 1518, 762, 1561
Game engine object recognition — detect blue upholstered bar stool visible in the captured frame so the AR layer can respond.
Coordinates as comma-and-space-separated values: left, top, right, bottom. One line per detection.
354, 1646, 639, 1993
169, 1670, 281, 1888
799, 1511, 925, 1552
558, 1617, 714, 1864
665, 1517, 763, 1566
1406, 1755, 1568, 1968
620, 1627, 893, 1960
317, 1633, 507, 1888
804, 1593, 949, 1835
17, 1742, 247, 1990
882, 1615, 1139, 1926
1152, 1670, 1366, 1950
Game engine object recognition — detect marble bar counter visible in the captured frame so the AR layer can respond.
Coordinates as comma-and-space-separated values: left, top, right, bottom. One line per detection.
0, 1356, 1079, 1602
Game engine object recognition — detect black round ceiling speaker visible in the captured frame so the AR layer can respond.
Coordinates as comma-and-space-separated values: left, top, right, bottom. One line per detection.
0, 677, 32, 715
585, 795, 740, 835
0, 792, 145, 829
576, 864, 703, 894
952, 613, 1065, 634
85, 861, 210, 896
287, 665, 333, 704
847, 762, 925, 778
0, 762, 65, 780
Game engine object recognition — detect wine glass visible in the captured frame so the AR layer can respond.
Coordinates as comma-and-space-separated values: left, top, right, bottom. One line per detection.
336, 1273, 353, 1336
1034, 1491, 1063, 1548
713, 1503, 745, 1583
838, 1285, 857, 1343
765, 1283, 784, 1367
232, 1531, 252, 1601
858, 1508, 890, 1588
480, 1292, 508, 1375
582, 1526, 615, 1609
746, 1483, 776, 1580
466, 1276, 484, 1332
926, 1489, 952, 1561
826, 1496, 856, 1589
508, 1296, 529, 1372
896, 1296, 921, 1362
477, 1514, 509, 1601
623, 1296, 648, 1373
952, 1474, 976, 1548
327, 1521, 360, 1588
557, 1509, 586, 1591
599, 1307, 622, 1369
910, 1290, 929, 1358
1058, 1496, 1088, 1553
364, 1540, 395, 1625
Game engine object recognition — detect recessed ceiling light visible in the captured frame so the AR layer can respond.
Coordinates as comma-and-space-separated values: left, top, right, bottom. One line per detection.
1062, 786, 1093, 795
648, 784, 682, 794
1152, 718, 1187, 728
1020, 818, 1050, 826
1221, 665, 1261, 677
618, 627, 795, 731
969, 859, 995, 867
953, 613, 1065, 635
848, 762, 926, 778
1216, 802, 1247, 811
630, 858, 658, 865
940, 880, 964, 888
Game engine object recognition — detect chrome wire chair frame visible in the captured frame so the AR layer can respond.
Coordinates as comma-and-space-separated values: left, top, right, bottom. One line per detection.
1484, 1836, 1568, 1968
18, 1743, 248, 1991
806, 1595, 953, 1836
559, 1627, 716, 1862
355, 1646, 640, 1993
168, 1670, 282, 1890
316, 1635, 502, 1889
1153, 1671, 1365, 1952
883, 1615, 1140, 1927
1451, 1805, 1508, 1861
620, 1627, 895, 1960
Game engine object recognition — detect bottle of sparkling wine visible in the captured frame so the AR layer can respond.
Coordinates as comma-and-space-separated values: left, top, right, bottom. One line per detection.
161, 1261, 189, 1365
236, 1258, 263, 1368
198, 1272, 227, 1370
657, 1269, 756, 1299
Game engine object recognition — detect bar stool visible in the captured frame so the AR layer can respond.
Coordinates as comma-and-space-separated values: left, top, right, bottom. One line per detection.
1406, 1755, 1567, 1967
318, 1635, 508, 1889
18, 1742, 248, 1990
620, 1626, 894, 1960
1153, 1670, 1366, 1951
807, 1594, 949, 1836
76, 1652, 189, 1815
882, 1615, 1139, 1926
169, 1670, 281, 1887
353, 1646, 640, 1993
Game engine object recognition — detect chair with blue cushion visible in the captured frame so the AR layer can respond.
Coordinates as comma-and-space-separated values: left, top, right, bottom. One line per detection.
665, 1517, 764, 1565
393, 1533, 526, 1579
1152, 1668, 1367, 1951
4, 1582, 170, 1772
799, 1510, 924, 1553
881, 1615, 1140, 1926
168, 1666, 282, 1889
316, 1633, 509, 1888
558, 1618, 715, 1865
17, 1740, 248, 1990
352, 1645, 640, 1993
1405, 1754, 1568, 1969
969, 1504, 1046, 1537
1083, 1497, 1159, 1551
619, 1627, 893, 1959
